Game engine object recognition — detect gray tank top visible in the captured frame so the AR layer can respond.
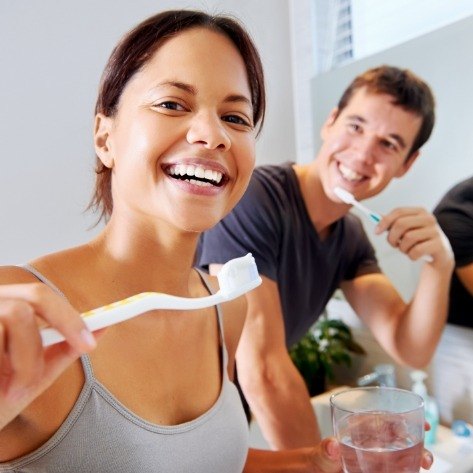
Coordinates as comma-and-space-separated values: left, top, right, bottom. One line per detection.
0, 265, 249, 473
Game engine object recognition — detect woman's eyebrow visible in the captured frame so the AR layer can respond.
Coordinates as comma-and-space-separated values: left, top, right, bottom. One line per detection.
225, 94, 252, 107
151, 81, 252, 106
153, 80, 196, 95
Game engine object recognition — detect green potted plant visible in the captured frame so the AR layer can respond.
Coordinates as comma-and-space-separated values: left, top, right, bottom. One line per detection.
289, 315, 366, 396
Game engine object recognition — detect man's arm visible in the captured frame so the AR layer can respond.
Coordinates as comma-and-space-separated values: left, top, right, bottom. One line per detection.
341, 207, 454, 368
236, 275, 321, 449
210, 264, 320, 448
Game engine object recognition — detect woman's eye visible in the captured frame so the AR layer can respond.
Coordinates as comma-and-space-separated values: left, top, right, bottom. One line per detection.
223, 114, 252, 127
155, 101, 185, 111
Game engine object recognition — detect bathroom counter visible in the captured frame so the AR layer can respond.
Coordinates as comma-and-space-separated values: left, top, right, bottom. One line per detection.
249, 386, 473, 472
424, 425, 473, 473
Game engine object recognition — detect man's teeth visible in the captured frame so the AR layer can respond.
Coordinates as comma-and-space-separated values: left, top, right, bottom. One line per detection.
339, 163, 363, 182
168, 164, 223, 185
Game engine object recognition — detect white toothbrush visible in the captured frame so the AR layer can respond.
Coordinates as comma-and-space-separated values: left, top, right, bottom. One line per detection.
333, 186, 433, 263
334, 186, 382, 223
41, 253, 262, 347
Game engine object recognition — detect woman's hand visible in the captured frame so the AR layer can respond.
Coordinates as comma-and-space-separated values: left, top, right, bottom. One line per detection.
307, 438, 342, 472
307, 437, 433, 472
0, 283, 96, 430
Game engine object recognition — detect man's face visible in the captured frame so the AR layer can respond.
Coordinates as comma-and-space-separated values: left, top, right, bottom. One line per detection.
317, 87, 423, 202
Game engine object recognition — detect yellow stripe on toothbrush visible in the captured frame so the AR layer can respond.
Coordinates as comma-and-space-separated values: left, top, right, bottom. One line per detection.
81, 292, 153, 319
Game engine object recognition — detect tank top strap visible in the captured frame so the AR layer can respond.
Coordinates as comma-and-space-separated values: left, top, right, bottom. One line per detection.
194, 268, 229, 369
16, 264, 95, 382
20, 263, 65, 296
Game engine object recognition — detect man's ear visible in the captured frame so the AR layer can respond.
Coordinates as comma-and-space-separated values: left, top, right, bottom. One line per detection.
94, 113, 114, 168
320, 108, 339, 140
395, 150, 420, 178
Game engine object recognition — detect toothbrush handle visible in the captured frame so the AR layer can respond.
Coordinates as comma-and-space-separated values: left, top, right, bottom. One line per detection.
40, 293, 160, 346
40, 292, 221, 347
369, 213, 382, 224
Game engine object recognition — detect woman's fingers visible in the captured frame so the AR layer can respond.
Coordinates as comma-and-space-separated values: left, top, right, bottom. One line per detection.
0, 283, 98, 430
308, 438, 342, 472
0, 299, 44, 393
0, 283, 96, 352
421, 449, 434, 469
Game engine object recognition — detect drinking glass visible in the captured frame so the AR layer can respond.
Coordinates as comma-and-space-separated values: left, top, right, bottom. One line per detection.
330, 387, 424, 473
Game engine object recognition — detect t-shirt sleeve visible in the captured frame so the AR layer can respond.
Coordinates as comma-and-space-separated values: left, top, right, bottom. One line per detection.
342, 216, 381, 280
197, 174, 282, 281
434, 194, 473, 268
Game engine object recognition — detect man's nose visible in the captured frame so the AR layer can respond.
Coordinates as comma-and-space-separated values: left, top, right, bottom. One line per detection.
186, 112, 231, 150
352, 135, 377, 164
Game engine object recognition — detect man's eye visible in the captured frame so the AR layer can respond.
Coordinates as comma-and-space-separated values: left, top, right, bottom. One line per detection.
223, 115, 252, 127
381, 140, 397, 151
348, 123, 361, 132
156, 101, 185, 111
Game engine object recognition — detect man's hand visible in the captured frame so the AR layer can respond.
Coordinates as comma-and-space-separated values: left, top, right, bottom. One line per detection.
375, 207, 453, 268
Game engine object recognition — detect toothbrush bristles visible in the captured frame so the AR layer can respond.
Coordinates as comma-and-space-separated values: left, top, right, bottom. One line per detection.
217, 253, 261, 295
334, 186, 355, 204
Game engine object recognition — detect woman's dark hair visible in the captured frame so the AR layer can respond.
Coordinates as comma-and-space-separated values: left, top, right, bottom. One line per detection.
89, 10, 266, 222
336, 65, 435, 158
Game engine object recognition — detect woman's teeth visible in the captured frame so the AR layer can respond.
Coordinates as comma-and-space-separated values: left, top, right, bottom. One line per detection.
168, 164, 223, 186
339, 163, 363, 182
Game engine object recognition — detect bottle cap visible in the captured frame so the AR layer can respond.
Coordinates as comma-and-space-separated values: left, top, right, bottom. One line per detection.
452, 420, 472, 438
410, 370, 428, 397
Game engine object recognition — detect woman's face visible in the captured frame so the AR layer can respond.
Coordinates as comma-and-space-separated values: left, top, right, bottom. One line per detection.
95, 27, 256, 233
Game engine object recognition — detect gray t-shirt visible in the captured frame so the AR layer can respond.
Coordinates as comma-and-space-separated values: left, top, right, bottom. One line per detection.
0, 265, 249, 473
198, 163, 380, 347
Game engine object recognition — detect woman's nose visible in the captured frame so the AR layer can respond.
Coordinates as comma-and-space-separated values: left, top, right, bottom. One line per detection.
186, 112, 231, 150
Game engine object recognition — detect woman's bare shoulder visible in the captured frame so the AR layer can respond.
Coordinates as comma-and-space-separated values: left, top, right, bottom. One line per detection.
0, 265, 39, 285
0, 244, 88, 286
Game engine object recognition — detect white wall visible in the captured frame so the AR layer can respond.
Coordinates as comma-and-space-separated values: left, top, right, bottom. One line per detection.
0, 0, 295, 264
311, 14, 473, 299
351, 0, 473, 59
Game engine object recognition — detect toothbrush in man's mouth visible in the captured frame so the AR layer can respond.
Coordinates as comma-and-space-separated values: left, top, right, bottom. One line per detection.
333, 186, 433, 263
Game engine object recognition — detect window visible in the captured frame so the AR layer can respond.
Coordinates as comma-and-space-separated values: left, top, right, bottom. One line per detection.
313, 0, 354, 73
313, 0, 473, 74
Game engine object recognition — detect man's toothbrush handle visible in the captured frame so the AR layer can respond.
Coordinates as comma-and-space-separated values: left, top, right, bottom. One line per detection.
369, 213, 382, 224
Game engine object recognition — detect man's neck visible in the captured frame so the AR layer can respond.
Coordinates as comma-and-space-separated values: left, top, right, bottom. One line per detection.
292, 162, 350, 239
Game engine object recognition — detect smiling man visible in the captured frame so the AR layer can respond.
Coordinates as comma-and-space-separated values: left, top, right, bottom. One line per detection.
198, 66, 454, 450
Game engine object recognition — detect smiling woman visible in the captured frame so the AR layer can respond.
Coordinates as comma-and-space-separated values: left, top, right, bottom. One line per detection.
91, 25, 258, 234
0, 9, 348, 473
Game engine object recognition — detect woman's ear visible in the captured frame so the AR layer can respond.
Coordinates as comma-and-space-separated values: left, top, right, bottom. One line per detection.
94, 113, 114, 168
